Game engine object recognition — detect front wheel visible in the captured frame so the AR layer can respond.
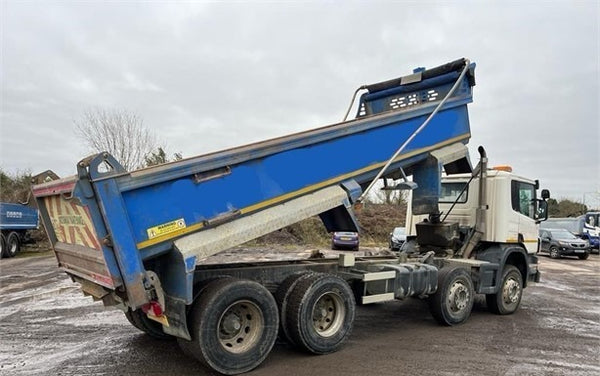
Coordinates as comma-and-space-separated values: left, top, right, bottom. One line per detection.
428, 267, 474, 326
578, 252, 590, 260
549, 246, 560, 259
187, 278, 279, 375
486, 265, 523, 315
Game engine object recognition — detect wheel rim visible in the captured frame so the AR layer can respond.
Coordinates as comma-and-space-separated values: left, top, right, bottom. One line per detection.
447, 280, 470, 313
550, 248, 558, 258
9, 241, 17, 255
312, 291, 345, 338
502, 277, 521, 305
217, 300, 263, 354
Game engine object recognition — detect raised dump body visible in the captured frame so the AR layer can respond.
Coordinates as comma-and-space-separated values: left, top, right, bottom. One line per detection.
33, 58, 475, 306
33, 58, 486, 375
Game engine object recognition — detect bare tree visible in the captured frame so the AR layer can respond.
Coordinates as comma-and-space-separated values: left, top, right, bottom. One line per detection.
366, 179, 408, 205
74, 108, 158, 171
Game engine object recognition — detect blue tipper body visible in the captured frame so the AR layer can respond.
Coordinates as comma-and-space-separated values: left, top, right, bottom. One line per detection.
32, 59, 476, 316
0, 203, 38, 231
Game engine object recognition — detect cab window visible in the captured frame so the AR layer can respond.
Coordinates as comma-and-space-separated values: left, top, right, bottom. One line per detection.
440, 182, 468, 203
511, 180, 535, 218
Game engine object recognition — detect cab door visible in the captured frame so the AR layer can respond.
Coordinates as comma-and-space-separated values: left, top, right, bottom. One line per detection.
511, 180, 539, 254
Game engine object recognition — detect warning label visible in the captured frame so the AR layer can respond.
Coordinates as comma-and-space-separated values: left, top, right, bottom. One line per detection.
147, 218, 187, 239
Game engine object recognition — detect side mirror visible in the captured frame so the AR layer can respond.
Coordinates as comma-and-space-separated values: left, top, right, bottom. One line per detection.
541, 189, 550, 200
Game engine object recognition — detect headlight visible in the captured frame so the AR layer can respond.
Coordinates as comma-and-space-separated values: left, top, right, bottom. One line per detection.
558, 241, 569, 246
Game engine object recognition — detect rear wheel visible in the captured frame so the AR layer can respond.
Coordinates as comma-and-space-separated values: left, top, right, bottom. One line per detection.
428, 267, 474, 326
6, 232, 20, 258
0, 233, 6, 258
549, 246, 560, 259
486, 265, 523, 315
274, 272, 315, 345
578, 252, 590, 260
187, 278, 278, 375
124, 308, 144, 331
178, 276, 232, 358
284, 273, 356, 354
125, 308, 172, 340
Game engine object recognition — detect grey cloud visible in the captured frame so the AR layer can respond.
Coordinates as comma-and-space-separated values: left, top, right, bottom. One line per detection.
1, 1, 598, 205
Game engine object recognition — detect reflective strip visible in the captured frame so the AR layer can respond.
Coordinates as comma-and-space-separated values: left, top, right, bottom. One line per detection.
45, 196, 101, 250
506, 239, 538, 243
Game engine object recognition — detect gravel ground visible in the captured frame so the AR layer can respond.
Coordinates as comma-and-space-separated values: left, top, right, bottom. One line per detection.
0, 250, 599, 376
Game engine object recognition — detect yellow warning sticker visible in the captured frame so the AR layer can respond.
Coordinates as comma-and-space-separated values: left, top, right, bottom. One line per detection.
147, 218, 187, 239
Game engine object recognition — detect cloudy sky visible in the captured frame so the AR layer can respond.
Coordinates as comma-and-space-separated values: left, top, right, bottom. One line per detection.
1, 1, 598, 207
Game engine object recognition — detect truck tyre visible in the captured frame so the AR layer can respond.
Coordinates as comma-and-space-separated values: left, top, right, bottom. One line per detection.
486, 265, 523, 315
549, 246, 560, 259
178, 276, 232, 359
124, 308, 144, 331
0, 233, 6, 258
187, 278, 279, 375
284, 273, 356, 354
6, 232, 20, 258
578, 252, 590, 260
428, 267, 474, 326
126, 308, 173, 340
275, 272, 315, 345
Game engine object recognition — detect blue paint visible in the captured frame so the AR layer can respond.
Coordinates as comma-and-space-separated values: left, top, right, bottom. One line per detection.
93, 179, 147, 304
0, 203, 38, 230
121, 105, 471, 245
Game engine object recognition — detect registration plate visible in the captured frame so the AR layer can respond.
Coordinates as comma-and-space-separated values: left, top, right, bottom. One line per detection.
341, 237, 351, 241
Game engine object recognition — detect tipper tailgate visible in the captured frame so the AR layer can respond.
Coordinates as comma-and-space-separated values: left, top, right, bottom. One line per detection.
33, 176, 121, 290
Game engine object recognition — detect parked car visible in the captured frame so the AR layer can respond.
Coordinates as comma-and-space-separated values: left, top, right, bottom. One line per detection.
539, 228, 590, 260
331, 231, 359, 250
389, 227, 407, 251
541, 217, 599, 252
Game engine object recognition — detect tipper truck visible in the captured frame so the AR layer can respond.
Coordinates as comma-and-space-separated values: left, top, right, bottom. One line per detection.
32, 58, 550, 375
0, 202, 39, 258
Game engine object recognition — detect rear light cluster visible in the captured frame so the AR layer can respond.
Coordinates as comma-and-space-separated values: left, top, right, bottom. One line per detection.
141, 300, 164, 316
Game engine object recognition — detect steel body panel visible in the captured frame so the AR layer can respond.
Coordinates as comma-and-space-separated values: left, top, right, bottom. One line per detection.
120, 104, 471, 249
0, 203, 38, 231
92, 178, 148, 306
34, 180, 124, 290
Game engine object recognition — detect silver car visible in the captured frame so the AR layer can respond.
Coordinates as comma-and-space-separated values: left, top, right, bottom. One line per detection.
389, 227, 407, 251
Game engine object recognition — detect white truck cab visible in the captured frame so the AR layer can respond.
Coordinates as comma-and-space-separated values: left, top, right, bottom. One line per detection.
406, 166, 549, 255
